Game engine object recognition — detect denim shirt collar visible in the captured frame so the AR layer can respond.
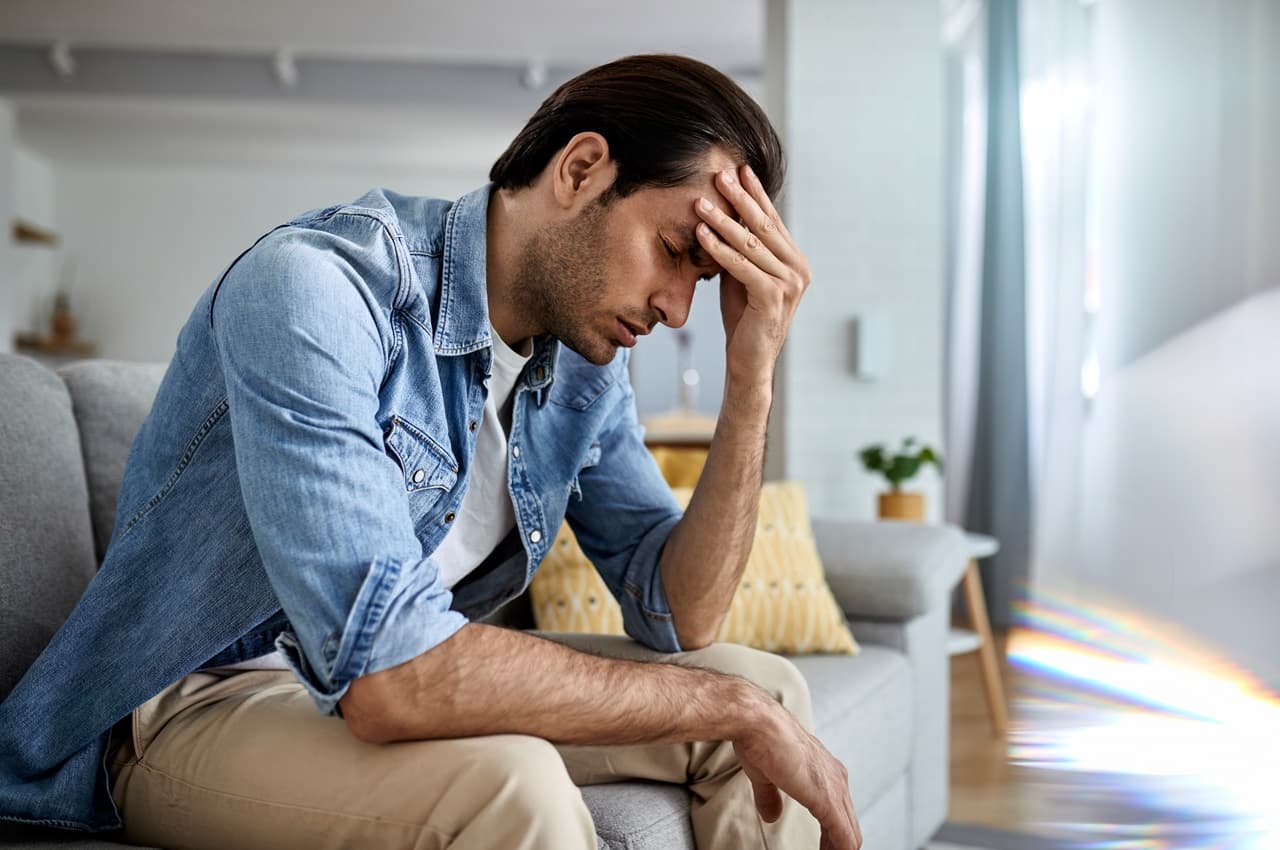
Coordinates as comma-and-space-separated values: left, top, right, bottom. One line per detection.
437, 183, 560, 395
436, 184, 495, 356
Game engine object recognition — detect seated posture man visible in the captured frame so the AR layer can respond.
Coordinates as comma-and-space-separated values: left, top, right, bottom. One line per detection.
0, 55, 860, 849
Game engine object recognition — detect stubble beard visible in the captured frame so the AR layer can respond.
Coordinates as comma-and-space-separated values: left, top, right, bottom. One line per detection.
510, 200, 618, 366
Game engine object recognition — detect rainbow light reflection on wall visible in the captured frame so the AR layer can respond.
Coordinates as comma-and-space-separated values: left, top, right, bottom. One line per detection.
1005, 588, 1279, 849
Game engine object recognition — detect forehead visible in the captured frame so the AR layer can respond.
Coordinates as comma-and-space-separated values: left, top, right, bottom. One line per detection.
617, 148, 740, 221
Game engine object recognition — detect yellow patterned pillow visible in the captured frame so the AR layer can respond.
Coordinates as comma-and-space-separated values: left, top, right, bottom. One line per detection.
530, 481, 858, 655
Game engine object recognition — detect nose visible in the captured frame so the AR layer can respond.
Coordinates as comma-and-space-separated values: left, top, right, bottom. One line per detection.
650, 278, 695, 330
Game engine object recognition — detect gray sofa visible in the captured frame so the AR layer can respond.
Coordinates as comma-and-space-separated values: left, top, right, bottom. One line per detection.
0, 353, 968, 850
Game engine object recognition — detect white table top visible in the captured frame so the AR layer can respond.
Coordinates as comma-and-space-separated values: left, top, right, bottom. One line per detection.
963, 531, 999, 559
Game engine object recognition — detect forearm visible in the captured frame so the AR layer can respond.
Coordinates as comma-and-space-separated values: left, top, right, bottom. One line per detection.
660, 377, 772, 648
339, 622, 777, 745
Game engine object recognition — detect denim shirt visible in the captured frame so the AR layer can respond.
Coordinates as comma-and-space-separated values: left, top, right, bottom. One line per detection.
0, 185, 685, 832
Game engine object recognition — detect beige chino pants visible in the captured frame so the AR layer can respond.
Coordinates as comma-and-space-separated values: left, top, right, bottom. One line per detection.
108, 634, 821, 850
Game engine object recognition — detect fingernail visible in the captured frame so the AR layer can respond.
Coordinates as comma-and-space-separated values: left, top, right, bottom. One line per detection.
697, 222, 709, 235
699, 197, 713, 212
744, 164, 755, 179
722, 170, 736, 185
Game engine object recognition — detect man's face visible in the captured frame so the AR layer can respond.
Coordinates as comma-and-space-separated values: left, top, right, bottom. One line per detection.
512, 149, 737, 365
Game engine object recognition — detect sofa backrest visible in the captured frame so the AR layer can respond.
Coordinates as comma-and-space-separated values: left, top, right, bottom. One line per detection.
58, 360, 168, 563
0, 355, 100, 699
0, 355, 166, 700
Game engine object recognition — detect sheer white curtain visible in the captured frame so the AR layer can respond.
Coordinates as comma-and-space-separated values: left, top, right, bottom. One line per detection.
944, 0, 1094, 610
941, 0, 988, 528
1018, 0, 1095, 592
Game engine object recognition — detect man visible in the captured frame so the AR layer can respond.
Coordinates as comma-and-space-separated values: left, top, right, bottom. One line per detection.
0, 55, 860, 849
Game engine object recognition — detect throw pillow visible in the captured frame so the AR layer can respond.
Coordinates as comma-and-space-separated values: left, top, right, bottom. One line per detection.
530, 481, 858, 655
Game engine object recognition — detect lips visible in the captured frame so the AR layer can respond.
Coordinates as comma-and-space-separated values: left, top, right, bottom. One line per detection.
616, 318, 651, 347
616, 318, 638, 347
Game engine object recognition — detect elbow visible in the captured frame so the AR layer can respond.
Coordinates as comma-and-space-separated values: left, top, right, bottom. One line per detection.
339, 676, 395, 744
673, 621, 719, 653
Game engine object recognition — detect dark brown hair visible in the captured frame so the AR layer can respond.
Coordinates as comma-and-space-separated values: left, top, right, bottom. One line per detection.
490, 54, 784, 201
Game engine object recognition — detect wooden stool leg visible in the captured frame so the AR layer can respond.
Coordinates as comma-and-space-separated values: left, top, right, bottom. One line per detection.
962, 559, 1009, 737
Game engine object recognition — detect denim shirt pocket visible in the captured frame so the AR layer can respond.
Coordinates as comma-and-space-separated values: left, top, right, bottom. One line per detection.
385, 415, 459, 494
568, 441, 602, 502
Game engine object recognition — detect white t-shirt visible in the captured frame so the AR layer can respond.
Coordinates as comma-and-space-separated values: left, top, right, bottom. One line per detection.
432, 326, 531, 589
212, 324, 530, 672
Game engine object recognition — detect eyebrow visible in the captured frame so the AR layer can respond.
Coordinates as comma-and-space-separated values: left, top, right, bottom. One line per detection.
667, 222, 715, 269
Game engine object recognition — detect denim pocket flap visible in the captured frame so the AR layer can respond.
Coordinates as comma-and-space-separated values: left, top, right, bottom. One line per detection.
386, 416, 458, 493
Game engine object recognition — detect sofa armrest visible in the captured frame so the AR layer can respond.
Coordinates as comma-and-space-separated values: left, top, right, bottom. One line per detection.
812, 519, 968, 621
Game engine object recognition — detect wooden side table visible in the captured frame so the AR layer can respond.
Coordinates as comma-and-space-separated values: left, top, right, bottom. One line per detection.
948, 532, 1009, 737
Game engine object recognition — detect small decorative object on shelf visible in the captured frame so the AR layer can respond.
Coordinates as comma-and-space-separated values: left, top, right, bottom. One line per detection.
15, 290, 96, 359
50, 292, 77, 345
858, 437, 943, 521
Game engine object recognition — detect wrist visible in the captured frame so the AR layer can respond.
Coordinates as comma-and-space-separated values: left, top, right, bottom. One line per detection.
722, 679, 787, 743
721, 375, 773, 418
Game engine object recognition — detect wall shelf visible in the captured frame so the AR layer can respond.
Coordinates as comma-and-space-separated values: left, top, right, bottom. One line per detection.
12, 219, 60, 247
14, 333, 96, 358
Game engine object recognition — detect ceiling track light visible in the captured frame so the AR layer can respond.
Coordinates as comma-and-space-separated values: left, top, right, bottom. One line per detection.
520, 60, 547, 90
273, 48, 299, 88
49, 41, 76, 78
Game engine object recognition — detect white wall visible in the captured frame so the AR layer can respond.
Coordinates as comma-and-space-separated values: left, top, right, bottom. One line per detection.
766, 0, 945, 520
1093, 0, 1280, 375
51, 160, 483, 363
10, 145, 60, 341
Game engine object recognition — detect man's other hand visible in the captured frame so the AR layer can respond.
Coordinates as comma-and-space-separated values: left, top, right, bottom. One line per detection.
734, 706, 863, 850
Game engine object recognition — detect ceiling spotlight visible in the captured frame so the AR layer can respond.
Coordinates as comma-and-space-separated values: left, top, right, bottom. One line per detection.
521, 60, 548, 90
49, 41, 76, 78
273, 48, 299, 88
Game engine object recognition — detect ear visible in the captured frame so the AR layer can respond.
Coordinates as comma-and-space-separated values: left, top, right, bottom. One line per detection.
550, 132, 616, 211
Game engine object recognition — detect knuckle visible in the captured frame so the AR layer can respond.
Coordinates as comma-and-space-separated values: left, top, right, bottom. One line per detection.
761, 217, 778, 233
732, 251, 748, 266
746, 233, 760, 250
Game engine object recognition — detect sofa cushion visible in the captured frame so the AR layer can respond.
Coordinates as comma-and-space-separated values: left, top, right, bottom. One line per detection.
0, 355, 98, 700
581, 782, 694, 850
57, 361, 167, 563
790, 645, 913, 812
532, 482, 859, 654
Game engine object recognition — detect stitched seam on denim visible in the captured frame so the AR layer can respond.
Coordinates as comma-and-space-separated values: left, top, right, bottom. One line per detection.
390, 415, 458, 473
0, 813, 119, 831
438, 199, 460, 349
331, 556, 403, 682
548, 374, 622, 411
121, 398, 229, 536
623, 580, 675, 623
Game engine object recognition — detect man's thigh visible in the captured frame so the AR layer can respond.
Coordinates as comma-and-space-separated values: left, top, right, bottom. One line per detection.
110, 669, 589, 850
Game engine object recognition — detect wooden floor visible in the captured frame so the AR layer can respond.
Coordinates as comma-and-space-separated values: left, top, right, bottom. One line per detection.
946, 631, 1058, 834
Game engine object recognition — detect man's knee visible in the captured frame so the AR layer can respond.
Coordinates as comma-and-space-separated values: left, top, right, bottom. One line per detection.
464, 735, 595, 845
681, 643, 812, 721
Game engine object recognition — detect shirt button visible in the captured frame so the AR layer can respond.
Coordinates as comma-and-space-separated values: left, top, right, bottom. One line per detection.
412, 469, 426, 484
535, 366, 546, 382
469, 420, 478, 433
528, 529, 542, 544
512, 445, 521, 459
444, 511, 456, 523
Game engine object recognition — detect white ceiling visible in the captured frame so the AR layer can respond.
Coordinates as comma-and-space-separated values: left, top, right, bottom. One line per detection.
2, 1, 766, 168
0, 0, 764, 70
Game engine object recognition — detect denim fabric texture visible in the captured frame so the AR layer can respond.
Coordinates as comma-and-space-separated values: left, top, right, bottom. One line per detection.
0, 185, 685, 831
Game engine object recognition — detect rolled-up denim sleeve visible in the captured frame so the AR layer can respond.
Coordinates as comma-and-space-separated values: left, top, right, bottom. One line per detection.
210, 219, 466, 716
565, 378, 684, 654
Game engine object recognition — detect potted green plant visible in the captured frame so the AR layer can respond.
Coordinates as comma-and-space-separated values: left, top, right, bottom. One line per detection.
858, 438, 943, 521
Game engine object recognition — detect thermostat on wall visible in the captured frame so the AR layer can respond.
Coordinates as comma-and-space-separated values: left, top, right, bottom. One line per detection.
849, 314, 889, 380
